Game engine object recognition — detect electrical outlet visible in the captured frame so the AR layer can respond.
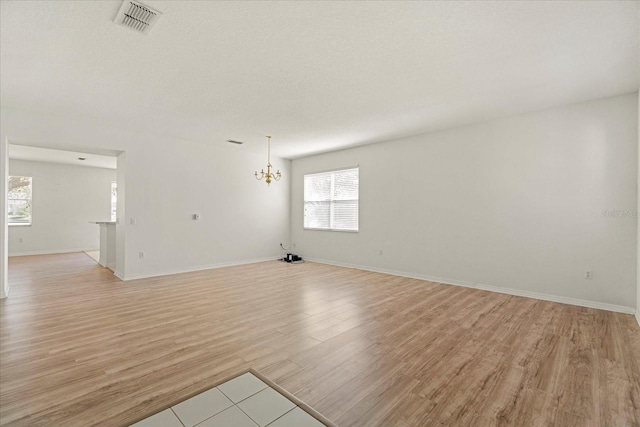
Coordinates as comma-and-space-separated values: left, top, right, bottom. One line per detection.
130, 218, 136, 225
193, 213, 200, 220
379, 249, 383, 255
585, 270, 593, 280
139, 251, 144, 259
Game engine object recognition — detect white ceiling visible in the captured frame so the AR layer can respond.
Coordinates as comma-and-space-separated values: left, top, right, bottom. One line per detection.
9, 145, 117, 170
1, 1, 638, 159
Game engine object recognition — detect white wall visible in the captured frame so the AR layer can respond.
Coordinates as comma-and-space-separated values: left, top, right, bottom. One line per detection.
637, 91, 640, 325
117, 142, 290, 280
291, 93, 638, 312
8, 160, 116, 256
0, 108, 291, 280
0, 137, 8, 298
115, 152, 126, 279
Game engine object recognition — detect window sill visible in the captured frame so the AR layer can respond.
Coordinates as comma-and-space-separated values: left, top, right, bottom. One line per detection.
9, 223, 32, 227
303, 227, 358, 233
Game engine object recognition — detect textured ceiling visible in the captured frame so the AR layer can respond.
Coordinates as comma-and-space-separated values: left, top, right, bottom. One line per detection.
1, 1, 638, 159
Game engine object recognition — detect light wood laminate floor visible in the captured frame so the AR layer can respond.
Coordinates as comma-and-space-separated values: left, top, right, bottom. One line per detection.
1, 253, 639, 426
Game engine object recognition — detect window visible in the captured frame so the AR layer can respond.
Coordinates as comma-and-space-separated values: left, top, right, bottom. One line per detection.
304, 167, 359, 231
111, 181, 117, 222
8, 176, 32, 226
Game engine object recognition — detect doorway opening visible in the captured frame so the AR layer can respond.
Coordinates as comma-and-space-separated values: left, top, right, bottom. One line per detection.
3, 144, 125, 291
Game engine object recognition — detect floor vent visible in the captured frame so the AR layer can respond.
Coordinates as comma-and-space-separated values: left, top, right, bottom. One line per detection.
114, 0, 162, 35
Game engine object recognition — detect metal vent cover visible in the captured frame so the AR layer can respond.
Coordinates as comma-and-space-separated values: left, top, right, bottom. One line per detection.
114, 0, 162, 34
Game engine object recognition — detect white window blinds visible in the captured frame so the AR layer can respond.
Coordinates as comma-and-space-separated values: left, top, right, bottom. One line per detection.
304, 167, 359, 232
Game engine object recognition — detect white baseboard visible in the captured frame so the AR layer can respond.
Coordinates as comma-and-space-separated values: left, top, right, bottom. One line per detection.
474, 282, 635, 315
120, 257, 278, 281
9, 248, 98, 257
636, 310, 640, 327
306, 257, 636, 315
0, 285, 9, 299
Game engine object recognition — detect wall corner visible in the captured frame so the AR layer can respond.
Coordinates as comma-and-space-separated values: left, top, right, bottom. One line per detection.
0, 136, 9, 299
637, 89, 640, 326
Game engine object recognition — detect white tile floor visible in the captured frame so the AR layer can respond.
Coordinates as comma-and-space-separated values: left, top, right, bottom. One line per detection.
130, 373, 326, 427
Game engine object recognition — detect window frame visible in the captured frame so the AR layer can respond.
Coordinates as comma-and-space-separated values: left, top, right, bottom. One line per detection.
303, 166, 359, 232
8, 175, 33, 227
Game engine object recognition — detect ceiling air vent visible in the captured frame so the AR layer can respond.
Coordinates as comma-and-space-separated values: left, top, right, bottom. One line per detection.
114, 0, 162, 35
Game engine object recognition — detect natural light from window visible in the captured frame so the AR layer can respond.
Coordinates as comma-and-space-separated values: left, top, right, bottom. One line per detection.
304, 167, 359, 232
8, 176, 32, 226
111, 181, 117, 222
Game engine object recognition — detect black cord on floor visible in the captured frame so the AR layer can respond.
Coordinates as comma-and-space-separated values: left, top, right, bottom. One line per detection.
278, 258, 305, 264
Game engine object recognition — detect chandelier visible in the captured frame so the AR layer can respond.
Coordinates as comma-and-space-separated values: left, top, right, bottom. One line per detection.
254, 136, 281, 185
